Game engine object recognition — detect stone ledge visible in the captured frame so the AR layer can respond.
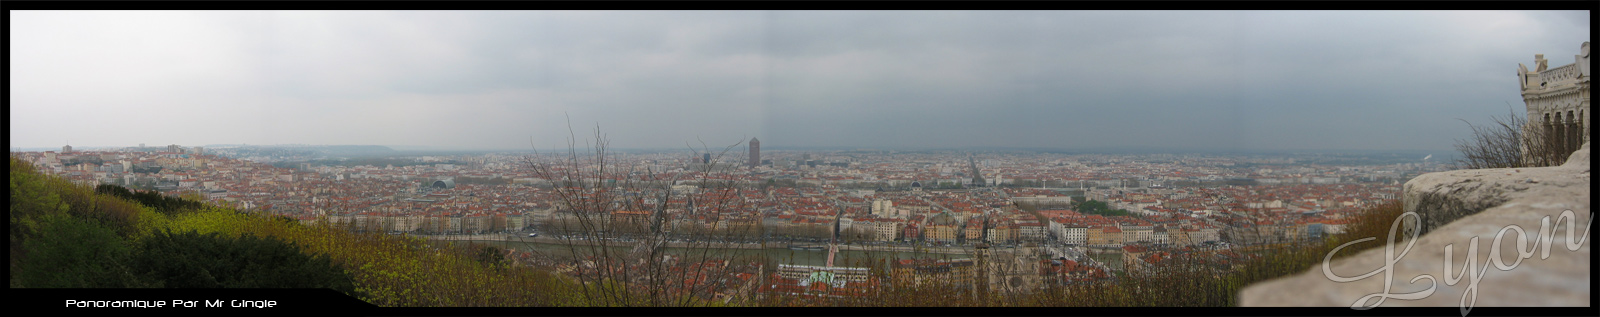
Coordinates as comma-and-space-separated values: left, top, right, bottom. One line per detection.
1402, 145, 1590, 237
1239, 143, 1589, 307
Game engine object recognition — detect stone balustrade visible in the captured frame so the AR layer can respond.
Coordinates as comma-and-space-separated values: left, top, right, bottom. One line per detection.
1537, 63, 1582, 88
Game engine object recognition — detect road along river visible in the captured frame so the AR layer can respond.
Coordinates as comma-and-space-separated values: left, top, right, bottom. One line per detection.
426, 235, 973, 267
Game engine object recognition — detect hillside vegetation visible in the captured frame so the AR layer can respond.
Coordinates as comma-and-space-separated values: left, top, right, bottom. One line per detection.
10, 158, 573, 306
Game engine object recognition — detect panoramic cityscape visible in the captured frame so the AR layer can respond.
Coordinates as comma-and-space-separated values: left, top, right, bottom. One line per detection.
9, 143, 1431, 267
9, 10, 1590, 313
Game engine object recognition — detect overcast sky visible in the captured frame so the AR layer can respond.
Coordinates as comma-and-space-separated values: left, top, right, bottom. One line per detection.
10, 11, 1591, 152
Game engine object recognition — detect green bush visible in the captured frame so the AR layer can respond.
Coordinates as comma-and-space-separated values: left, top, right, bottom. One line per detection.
96, 184, 205, 215
12, 159, 75, 286
466, 243, 508, 266
12, 214, 139, 288
128, 230, 359, 295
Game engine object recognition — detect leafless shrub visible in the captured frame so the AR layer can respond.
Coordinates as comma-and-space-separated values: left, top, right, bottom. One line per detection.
1453, 105, 1567, 169
520, 121, 760, 306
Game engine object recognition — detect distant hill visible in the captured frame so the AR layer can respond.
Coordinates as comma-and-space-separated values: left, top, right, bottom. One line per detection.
317, 145, 396, 156
203, 145, 396, 159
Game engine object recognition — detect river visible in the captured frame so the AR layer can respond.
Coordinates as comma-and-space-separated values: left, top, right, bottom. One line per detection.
440, 239, 973, 268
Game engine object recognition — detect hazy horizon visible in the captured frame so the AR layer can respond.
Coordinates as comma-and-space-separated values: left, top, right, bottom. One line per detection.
11, 11, 1590, 152
9, 143, 1460, 158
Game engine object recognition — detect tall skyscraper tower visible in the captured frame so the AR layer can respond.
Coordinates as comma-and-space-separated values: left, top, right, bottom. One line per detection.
748, 137, 760, 167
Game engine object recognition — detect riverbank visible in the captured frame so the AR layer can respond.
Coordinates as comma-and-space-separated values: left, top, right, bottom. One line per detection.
412, 234, 973, 255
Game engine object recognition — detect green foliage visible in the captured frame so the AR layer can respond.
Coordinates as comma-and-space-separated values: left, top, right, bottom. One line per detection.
127, 230, 359, 293
12, 159, 76, 286
13, 214, 140, 288
9, 167, 156, 242
10, 157, 571, 305
466, 243, 508, 266
1075, 200, 1133, 217
96, 184, 205, 215
70, 187, 159, 239
163, 209, 566, 306
11, 160, 67, 257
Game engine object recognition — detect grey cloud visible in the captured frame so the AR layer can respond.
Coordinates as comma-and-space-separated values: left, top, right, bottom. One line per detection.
9, 11, 1590, 152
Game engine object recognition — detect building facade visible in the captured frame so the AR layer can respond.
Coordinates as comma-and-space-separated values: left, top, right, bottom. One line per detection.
1518, 42, 1590, 161
871, 199, 897, 218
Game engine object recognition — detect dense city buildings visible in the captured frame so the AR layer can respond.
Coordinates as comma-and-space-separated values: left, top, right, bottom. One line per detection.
14, 144, 1430, 248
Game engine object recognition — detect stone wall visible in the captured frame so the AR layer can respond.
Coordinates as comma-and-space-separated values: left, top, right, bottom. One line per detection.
1239, 143, 1589, 307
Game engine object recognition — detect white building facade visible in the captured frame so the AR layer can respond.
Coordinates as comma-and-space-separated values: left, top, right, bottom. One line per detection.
1518, 42, 1590, 160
